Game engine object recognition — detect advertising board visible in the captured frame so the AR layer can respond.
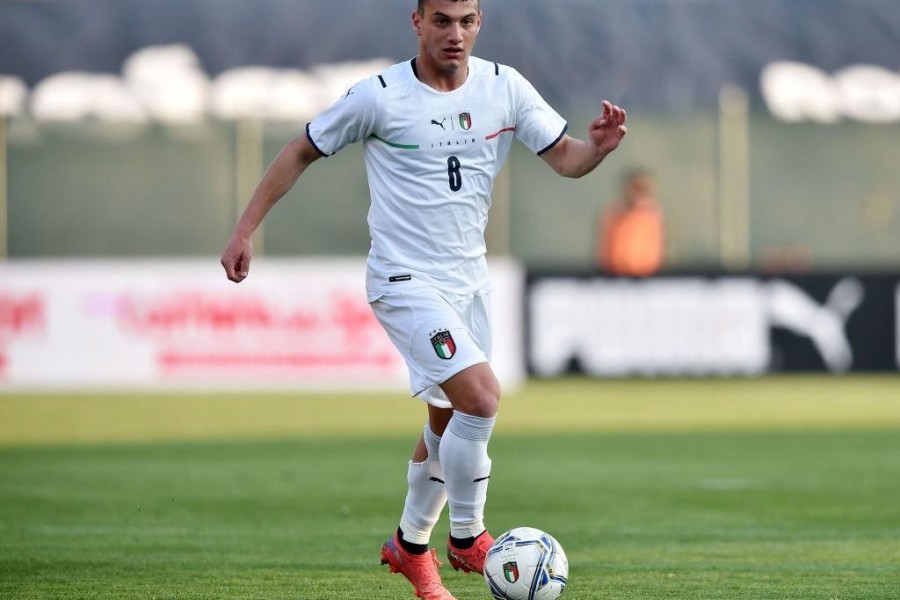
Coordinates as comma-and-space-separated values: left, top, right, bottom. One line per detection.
528, 275, 899, 376
0, 259, 524, 391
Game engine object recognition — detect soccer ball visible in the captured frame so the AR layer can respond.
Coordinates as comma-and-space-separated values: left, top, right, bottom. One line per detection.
483, 527, 569, 600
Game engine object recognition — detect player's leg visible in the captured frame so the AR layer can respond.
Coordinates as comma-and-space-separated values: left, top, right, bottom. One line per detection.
439, 361, 498, 574
381, 405, 457, 600
396, 405, 452, 552
441, 292, 497, 573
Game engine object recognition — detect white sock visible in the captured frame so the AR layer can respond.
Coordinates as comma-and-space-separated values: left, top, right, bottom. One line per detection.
398, 423, 447, 545
440, 411, 495, 540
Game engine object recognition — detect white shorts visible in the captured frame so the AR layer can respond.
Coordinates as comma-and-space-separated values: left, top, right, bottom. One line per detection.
370, 288, 492, 409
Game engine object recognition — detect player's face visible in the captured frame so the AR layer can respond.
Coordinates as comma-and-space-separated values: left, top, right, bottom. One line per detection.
413, 0, 482, 75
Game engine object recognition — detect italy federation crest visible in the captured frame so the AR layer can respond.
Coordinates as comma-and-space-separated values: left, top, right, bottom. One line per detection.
430, 330, 456, 359
503, 561, 520, 583
458, 112, 472, 130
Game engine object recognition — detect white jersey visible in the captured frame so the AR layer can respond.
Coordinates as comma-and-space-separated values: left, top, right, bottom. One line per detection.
307, 57, 567, 302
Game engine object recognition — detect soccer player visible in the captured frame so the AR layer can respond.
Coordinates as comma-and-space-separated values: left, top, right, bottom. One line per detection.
220, 1, 627, 598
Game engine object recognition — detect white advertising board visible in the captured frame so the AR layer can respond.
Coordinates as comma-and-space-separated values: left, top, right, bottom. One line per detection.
0, 259, 524, 392
529, 277, 771, 376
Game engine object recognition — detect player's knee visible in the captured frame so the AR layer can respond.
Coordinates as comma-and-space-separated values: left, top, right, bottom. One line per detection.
441, 362, 501, 418
457, 381, 500, 418
473, 388, 500, 418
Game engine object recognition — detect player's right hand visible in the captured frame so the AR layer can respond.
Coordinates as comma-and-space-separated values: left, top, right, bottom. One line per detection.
221, 235, 253, 283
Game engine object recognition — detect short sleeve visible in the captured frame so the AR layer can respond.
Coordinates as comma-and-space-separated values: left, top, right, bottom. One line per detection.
509, 69, 568, 156
306, 77, 380, 156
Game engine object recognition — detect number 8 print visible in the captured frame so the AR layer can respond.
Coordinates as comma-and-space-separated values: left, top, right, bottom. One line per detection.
447, 156, 462, 192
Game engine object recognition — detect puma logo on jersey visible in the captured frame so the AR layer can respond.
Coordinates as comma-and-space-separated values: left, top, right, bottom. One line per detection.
430, 118, 447, 130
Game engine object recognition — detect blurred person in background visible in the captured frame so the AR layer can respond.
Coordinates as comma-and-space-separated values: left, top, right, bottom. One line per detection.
597, 168, 665, 276
220, 1, 627, 598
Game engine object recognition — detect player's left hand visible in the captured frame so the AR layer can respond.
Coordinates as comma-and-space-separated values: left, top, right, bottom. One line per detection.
588, 100, 627, 156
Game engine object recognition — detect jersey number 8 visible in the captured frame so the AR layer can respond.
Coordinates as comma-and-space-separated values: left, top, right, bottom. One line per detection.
447, 156, 462, 192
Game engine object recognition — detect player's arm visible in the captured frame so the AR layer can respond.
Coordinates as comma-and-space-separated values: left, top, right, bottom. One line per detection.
541, 100, 627, 178
221, 133, 323, 282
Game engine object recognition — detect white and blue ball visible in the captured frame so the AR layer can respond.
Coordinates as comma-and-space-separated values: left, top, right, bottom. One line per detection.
483, 527, 569, 600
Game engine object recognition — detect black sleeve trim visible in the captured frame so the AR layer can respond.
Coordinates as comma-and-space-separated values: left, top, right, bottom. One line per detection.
378, 75, 387, 88
494, 62, 499, 76
536, 123, 569, 156
305, 123, 330, 157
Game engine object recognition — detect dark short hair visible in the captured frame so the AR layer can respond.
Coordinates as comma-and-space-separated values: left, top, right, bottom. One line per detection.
417, 0, 480, 15
621, 168, 654, 186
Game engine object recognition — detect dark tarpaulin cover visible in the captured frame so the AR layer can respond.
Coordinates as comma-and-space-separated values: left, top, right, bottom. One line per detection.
1, 0, 898, 111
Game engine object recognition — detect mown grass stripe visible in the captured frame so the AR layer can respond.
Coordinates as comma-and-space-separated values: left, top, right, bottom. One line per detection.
2, 376, 899, 447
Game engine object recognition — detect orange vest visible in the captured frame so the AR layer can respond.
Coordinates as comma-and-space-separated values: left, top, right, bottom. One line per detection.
599, 203, 664, 276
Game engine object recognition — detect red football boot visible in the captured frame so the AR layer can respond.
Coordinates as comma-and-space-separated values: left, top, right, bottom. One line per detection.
381, 532, 457, 600
447, 530, 494, 575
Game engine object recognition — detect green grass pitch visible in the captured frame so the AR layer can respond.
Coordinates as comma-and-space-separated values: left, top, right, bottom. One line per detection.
1, 376, 899, 599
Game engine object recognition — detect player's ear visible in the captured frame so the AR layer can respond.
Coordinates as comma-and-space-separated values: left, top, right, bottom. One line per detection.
411, 10, 422, 36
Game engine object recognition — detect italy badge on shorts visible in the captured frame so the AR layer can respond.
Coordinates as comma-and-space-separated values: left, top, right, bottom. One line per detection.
430, 330, 456, 359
